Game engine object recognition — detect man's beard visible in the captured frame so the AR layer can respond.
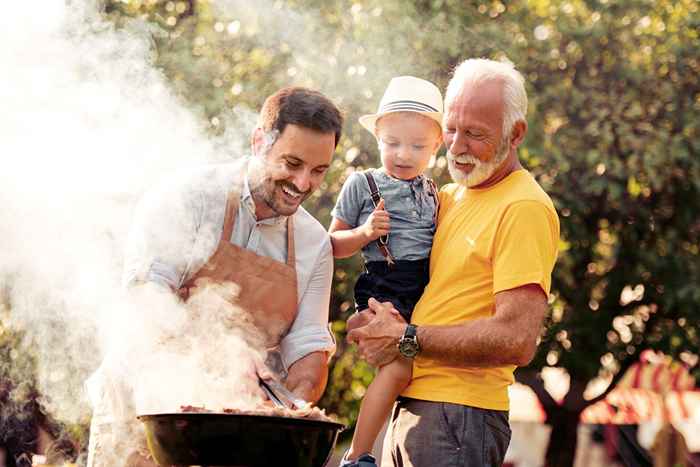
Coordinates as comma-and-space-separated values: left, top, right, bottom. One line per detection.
447, 134, 510, 188
251, 177, 308, 217
248, 156, 308, 217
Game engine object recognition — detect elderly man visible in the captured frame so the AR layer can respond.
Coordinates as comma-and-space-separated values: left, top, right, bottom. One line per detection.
86, 87, 343, 467
348, 59, 560, 467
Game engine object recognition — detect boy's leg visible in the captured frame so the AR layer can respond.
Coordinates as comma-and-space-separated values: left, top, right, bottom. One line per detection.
346, 356, 413, 461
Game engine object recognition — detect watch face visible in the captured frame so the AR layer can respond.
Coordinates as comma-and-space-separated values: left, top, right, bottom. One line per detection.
398, 338, 419, 358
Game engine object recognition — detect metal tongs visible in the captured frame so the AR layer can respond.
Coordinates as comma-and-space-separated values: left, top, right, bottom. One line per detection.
258, 376, 310, 410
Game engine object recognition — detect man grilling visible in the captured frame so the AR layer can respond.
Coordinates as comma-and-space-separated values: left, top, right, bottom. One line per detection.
86, 87, 343, 467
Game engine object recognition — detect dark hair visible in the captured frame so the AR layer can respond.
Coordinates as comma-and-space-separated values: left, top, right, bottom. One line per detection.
0, 383, 77, 467
259, 87, 344, 147
1, 383, 41, 467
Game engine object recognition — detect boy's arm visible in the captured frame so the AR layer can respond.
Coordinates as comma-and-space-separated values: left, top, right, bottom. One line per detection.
329, 199, 390, 259
328, 217, 371, 258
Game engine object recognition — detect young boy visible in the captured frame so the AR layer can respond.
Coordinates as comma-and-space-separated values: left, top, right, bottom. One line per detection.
329, 76, 443, 467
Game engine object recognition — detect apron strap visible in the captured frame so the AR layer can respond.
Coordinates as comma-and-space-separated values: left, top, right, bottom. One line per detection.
286, 215, 295, 268
221, 189, 241, 243
220, 181, 295, 269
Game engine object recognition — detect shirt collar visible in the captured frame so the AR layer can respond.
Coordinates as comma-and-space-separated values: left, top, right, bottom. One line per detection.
377, 168, 426, 188
242, 172, 288, 226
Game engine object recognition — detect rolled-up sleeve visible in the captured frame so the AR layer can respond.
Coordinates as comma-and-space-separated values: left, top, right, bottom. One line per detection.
122, 178, 204, 291
279, 235, 336, 369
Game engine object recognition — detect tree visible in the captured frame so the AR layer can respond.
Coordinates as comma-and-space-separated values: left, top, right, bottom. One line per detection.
508, 1, 699, 465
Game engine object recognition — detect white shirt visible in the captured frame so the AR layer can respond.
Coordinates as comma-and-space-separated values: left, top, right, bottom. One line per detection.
123, 160, 336, 369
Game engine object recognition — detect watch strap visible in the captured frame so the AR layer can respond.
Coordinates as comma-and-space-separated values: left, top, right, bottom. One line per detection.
404, 324, 417, 338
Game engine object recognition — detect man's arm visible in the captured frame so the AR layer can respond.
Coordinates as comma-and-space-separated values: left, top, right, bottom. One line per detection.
279, 235, 335, 401
417, 284, 546, 366
285, 351, 329, 403
123, 174, 206, 291
348, 284, 547, 368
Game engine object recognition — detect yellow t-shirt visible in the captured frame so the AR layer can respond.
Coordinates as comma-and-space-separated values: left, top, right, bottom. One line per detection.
402, 169, 560, 410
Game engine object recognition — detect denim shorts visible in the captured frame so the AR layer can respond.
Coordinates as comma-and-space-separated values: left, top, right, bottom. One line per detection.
353, 258, 430, 322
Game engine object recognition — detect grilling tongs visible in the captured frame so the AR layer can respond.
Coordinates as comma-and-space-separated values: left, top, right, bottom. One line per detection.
258, 376, 310, 410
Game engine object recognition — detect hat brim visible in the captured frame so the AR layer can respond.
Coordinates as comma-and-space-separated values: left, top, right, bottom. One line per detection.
359, 111, 443, 135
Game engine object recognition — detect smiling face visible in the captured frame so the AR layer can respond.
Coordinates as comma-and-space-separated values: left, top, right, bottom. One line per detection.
375, 112, 442, 180
249, 124, 335, 219
443, 79, 515, 188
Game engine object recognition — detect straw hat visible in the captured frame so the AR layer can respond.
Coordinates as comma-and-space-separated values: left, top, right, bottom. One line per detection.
359, 76, 444, 135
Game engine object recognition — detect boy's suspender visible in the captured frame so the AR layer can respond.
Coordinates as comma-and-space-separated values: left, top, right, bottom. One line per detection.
361, 171, 439, 265
362, 171, 396, 266
426, 178, 440, 224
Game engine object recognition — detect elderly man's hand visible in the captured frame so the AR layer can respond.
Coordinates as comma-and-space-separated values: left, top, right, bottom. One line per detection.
345, 309, 375, 342
347, 298, 407, 367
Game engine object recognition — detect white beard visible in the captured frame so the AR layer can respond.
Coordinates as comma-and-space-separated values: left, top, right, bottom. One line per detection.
447, 137, 510, 187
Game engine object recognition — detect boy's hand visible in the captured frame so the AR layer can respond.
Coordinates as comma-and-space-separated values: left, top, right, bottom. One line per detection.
362, 198, 390, 241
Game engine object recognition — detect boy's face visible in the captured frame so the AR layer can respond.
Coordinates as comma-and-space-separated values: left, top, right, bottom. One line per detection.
375, 112, 442, 180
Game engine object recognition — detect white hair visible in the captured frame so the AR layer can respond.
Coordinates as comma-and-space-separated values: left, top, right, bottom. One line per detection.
445, 58, 528, 137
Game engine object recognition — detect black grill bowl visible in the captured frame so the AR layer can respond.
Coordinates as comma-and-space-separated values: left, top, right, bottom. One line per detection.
138, 412, 344, 467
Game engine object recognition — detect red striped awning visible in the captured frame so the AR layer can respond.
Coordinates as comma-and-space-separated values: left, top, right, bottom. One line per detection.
619, 351, 695, 392
511, 352, 698, 425
582, 351, 696, 424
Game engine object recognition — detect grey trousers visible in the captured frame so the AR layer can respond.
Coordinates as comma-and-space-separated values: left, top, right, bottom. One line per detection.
382, 397, 511, 467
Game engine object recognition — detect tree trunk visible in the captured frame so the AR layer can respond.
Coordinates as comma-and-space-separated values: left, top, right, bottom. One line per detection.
543, 407, 582, 467
515, 371, 593, 467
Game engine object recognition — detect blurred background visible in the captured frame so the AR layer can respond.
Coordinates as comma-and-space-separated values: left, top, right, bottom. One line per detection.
0, 0, 698, 466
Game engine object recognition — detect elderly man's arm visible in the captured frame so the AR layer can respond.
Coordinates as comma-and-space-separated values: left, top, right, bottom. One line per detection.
349, 284, 546, 368
418, 284, 546, 366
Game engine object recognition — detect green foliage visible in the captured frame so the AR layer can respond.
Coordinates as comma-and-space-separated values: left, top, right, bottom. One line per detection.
517, 0, 700, 385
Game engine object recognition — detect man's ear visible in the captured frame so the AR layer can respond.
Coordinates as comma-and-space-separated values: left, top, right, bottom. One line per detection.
509, 120, 528, 149
251, 127, 265, 157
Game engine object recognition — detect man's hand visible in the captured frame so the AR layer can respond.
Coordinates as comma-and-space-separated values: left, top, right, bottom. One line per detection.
347, 298, 407, 367
285, 351, 328, 403
346, 309, 375, 342
243, 351, 273, 401
361, 198, 390, 241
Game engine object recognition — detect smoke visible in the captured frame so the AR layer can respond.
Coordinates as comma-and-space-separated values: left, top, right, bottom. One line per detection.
0, 0, 259, 434
94, 282, 265, 418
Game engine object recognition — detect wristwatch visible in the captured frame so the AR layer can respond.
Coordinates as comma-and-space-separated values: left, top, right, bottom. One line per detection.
398, 324, 420, 358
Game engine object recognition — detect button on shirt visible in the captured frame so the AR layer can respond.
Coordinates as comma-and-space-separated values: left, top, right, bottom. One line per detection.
123, 161, 336, 369
331, 168, 437, 263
